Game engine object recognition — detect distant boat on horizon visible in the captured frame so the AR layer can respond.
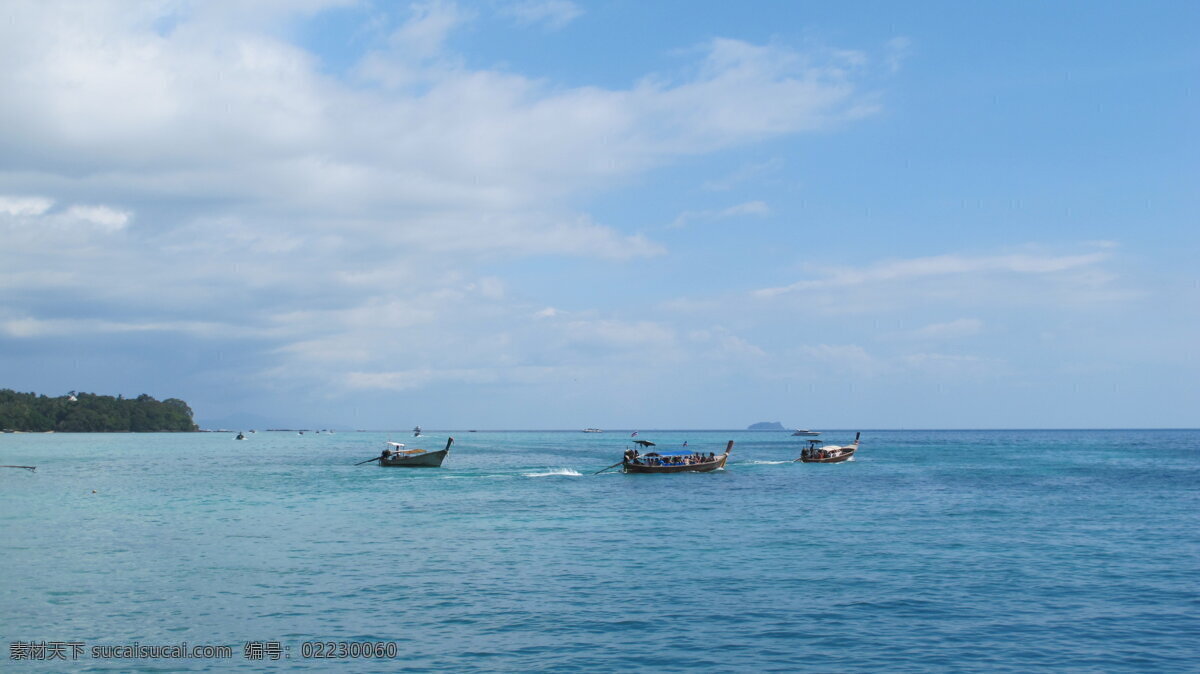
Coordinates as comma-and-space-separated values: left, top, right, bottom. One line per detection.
582, 428, 603, 433
791, 429, 820, 436
413, 425, 422, 437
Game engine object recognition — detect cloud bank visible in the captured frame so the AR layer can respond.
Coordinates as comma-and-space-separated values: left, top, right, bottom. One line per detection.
0, 1, 889, 424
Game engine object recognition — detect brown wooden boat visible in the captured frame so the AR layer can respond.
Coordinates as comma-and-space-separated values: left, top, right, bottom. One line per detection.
379, 437, 454, 467
622, 440, 733, 473
796, 433, 859, 463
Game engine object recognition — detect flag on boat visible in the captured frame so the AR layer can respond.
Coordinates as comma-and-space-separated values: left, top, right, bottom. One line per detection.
631, 431, 638, 437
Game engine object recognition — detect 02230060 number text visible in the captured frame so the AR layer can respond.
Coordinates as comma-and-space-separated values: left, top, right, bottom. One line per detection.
300, 641, 398, 658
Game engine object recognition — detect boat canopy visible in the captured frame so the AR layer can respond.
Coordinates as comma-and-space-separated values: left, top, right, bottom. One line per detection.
387, 442, 406, 448
644, 450, 704, 457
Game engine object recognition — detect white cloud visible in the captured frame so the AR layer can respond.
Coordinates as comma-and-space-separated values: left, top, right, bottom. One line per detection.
795, 343, 881, 376
65, 205, 131, 231
343, 367, 491, 391
0, 313, 252, 339
755, 251, 1112, 296
671, 200, 770, 228
0, 195, 54, 216
501, 0, 583, 30
903, 352, 1004, 378
688, 328, 766, 359
909, 318, 983, 339
702, 157, 784, 191
1, 200, 130, 234
0, 316, 47, 338
884, 36, 912, 73
740, 246, 1140, 330
632, 39, 869, 154
390, 212, 666, 259
0, 8, 871, 218
390, 0, 473, 60
341, 364, 578, 392
562, 319, 676, 350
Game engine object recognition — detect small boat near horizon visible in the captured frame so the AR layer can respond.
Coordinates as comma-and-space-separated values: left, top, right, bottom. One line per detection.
796, 433, 860, 463
413, 425, 422, 437
376, 437, 454, 468
791, 429, 820, 436
582, 428, 603, 433
621, 440, 734, 473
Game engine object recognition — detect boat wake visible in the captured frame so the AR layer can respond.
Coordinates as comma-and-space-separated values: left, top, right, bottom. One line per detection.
745, 460, 790, 465
524, 468, 582, 478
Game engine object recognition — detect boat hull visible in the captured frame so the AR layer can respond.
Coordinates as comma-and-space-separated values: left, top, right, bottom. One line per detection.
379, 448, 449, 467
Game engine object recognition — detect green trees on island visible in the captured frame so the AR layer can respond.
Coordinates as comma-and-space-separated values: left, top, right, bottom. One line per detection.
0, 390, 198, 432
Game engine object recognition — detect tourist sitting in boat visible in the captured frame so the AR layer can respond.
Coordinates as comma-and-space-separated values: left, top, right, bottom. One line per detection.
635, 451, 727, 466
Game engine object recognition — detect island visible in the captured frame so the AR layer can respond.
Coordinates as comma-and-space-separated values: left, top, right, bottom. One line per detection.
0, 389, 198, 432
747, 421, 786, 431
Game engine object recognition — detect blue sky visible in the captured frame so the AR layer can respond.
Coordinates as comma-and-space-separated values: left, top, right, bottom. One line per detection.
1, 1, 1196, 429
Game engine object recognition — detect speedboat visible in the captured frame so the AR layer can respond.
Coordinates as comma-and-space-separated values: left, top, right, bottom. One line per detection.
791, 429, 820, 436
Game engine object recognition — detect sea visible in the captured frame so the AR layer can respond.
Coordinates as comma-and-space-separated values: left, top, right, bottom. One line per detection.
1, 429, 1197, 672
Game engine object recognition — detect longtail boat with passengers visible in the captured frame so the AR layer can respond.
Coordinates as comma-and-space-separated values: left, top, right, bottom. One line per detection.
378, 437, 454, 467
622, 440, 734, 473
796, 433, 860, 463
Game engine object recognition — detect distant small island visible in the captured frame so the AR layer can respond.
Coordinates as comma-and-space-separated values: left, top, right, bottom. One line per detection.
0, 389, 198, 432
747, 421, 786, 431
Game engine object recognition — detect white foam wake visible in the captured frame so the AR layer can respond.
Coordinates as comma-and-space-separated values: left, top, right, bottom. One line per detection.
524, 468, 582, 477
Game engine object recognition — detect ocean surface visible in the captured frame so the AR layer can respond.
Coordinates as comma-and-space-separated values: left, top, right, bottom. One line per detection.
1, 429, 1197, 672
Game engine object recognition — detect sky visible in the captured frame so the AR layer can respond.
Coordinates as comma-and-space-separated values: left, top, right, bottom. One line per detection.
1, 0, 1197, 430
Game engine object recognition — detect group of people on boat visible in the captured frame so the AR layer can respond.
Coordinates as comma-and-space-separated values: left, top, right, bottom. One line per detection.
799, 446, 843, 461
623, 448, 717, 467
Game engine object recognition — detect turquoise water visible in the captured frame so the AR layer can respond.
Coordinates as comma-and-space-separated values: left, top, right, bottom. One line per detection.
1, 430, 1197, 671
